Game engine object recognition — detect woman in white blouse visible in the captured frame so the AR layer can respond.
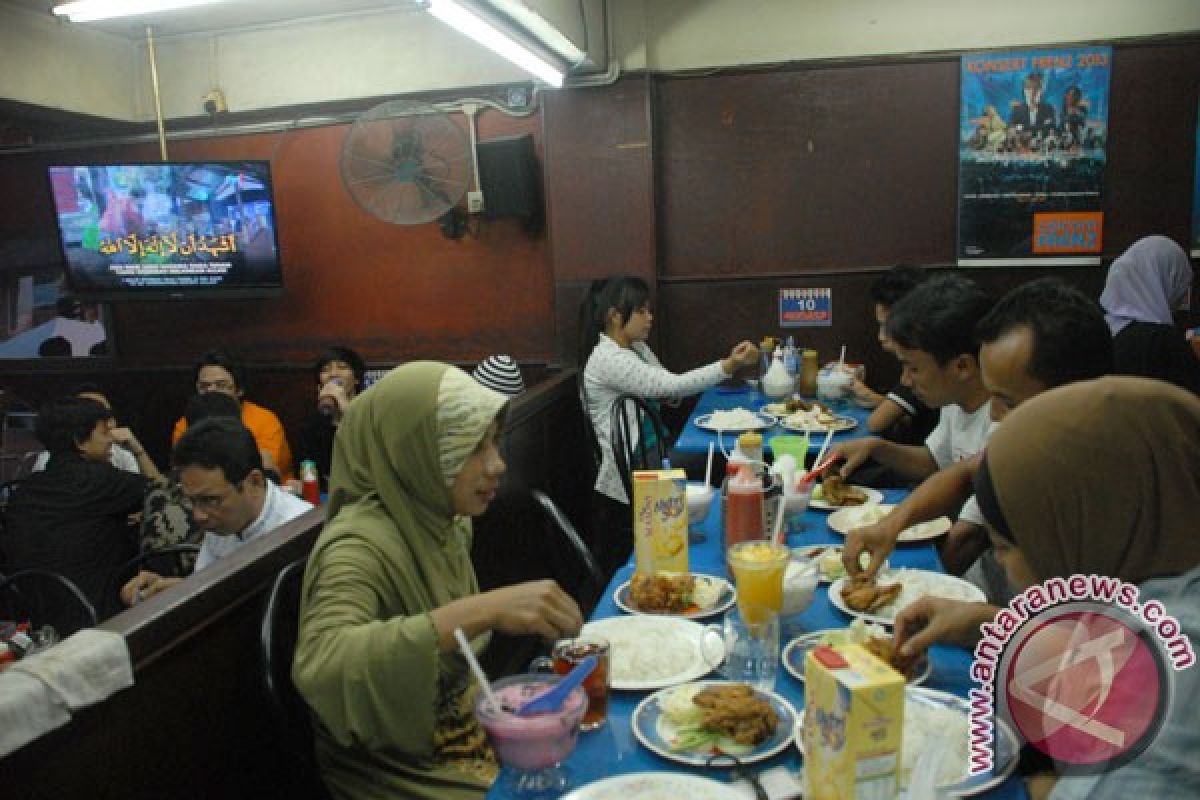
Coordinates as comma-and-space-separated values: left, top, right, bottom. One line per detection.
579, 275, 758, 574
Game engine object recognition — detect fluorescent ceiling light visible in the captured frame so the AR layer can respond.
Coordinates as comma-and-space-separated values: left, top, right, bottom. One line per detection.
427, 0, 566, 88
53, 0, 227, 23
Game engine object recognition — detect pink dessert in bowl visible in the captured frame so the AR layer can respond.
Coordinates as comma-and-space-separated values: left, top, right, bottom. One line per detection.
475, 673, 588, 793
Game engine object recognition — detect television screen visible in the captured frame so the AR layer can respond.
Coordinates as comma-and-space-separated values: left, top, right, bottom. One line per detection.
47, 161, 284, 300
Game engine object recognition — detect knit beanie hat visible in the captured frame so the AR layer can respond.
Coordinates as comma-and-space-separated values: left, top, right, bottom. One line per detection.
471, 355, 525, 397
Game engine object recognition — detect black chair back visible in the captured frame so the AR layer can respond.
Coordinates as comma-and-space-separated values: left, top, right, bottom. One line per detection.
260, 558, 330, 799
0, 568, 98, 637
108, 544, 200, 606
531, 490, 606, 600
578, 377, 602, 471
609, 394, 669, 503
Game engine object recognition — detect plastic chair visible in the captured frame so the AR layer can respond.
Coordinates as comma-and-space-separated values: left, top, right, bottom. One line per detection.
260, 558, 330, 799
0, 568, 98, 637
531, 490, 606, 596
609, 394, 669, 503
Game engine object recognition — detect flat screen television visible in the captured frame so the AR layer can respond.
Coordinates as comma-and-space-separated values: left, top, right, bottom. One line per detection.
47, 161, 284, 300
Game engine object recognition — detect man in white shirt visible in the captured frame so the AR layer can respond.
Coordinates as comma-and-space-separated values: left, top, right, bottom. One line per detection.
831, 275, 995, 581
839, 278, 1114, 600
120, 418, 311, 605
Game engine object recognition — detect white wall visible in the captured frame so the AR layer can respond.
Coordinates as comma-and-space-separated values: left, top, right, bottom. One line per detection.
0, 3, 140, 119
4, 0, 1198, 123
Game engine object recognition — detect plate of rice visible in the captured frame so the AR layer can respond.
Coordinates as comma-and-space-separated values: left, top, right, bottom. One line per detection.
694, 408, 775, 432
826, 504, 952, 542
796, 687, 1019, 796
582, 616, 725, 690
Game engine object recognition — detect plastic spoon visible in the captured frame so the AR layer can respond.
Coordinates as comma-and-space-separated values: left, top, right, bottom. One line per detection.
454, 627, 500, 712
515, 655, 597, 717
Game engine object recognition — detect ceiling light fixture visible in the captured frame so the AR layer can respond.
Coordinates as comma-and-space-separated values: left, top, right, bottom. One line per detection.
52, 0, 227, 23
426, 0, 566, 88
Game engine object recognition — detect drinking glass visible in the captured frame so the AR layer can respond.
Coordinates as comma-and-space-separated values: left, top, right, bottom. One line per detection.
726, 540, 791, 622
705, 606, 780, 693
475, 673, 588, 796
531, 635, 610, 731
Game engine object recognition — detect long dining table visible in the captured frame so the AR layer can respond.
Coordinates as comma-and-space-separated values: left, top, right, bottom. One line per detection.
485, 387, 1027, 799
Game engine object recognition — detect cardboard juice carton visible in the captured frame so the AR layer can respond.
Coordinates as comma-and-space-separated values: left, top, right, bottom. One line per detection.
804, 643, 904, 800
631, 469, 689, 575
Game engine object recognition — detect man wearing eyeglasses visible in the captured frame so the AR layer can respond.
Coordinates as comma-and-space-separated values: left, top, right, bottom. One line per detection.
121, 417, 311, 605
170, 348, 294, 481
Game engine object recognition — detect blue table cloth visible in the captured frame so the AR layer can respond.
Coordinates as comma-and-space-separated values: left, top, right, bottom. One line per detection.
484, 486, 1026, 799
671, 385, 873, 458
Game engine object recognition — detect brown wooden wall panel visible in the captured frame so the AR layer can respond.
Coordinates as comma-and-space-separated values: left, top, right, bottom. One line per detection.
656, 61, 960, 274
544, 78, 655, 283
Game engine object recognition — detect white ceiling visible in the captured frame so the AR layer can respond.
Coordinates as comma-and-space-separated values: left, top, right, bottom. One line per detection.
8, 0, 425, 39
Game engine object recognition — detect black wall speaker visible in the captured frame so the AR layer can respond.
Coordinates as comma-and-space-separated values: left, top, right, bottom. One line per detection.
476, 133, 544, 232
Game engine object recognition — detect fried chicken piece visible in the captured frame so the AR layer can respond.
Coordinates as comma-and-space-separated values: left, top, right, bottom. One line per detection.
840, 575, 903, 613
862, 634, 919, 679
822, 472, 867, 506
629, 572, 695, 613
693, 684, 779, 746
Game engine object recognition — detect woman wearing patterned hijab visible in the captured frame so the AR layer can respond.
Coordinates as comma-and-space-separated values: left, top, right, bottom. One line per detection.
1100, 235, 1200, 393
895, 377, 1200, 798
293, 362, 583, 800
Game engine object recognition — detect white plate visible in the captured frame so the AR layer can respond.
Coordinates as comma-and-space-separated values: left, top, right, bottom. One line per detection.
828, 569, 987, 626
779, 414, 858, 433
582, 616, 724, 690
694, 410, 776, 433
613, 574, 736, 620
561, 773, 745, 800
792, 544, 887, 584
781, 629, 931, 685
796, 687, 1019, 797
809, 484, 884, 512
632, 681, 797, 767
826, 504, 952, 542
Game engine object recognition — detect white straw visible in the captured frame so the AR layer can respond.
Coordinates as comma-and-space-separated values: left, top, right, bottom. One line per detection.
772, 493, 787, 545
454, 627, 500, 712
838, 345, 846, 368
704, 441, 715, 487
812, 427, 835, 475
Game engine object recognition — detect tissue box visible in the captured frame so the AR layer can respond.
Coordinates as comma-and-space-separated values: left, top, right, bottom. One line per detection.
631, 469, 689, 575
803, 644, 903, 800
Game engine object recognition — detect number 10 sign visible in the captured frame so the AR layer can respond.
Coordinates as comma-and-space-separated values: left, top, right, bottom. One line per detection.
779, 288, 832, 328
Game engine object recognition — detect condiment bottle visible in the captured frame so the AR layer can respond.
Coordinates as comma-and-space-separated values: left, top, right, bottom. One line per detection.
798, 349, 819, 397
763, 349, 793, 399
300, 459, 321, 505
723, 463, 765, 552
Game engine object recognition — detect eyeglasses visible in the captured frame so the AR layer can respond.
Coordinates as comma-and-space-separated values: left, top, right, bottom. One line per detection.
186, 481, 242, 511
196, 379, 236, 392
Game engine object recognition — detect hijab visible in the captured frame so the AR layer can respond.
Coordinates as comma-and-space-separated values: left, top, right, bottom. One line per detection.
326, 361, 507, 546
1100, 235, 1193, 336
976, 376, 1200, 585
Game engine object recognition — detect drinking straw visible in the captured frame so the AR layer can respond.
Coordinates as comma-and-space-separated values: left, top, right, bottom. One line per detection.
454, 627, 500, 712
772, 494, 788, 546
704, 441, 715, 487
838, 345, 846, 368
812, 426, 835, 474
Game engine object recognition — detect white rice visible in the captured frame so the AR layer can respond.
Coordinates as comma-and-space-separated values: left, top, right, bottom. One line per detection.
867, 568, 985, 620
901, 701, 969, 787
704, 408, 764, 430
606, 626, 698, 684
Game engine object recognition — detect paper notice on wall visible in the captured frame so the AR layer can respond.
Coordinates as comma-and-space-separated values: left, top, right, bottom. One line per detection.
780, 288, 831, 328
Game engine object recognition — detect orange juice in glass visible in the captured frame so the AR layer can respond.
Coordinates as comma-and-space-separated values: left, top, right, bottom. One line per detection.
727, 541, 791, 622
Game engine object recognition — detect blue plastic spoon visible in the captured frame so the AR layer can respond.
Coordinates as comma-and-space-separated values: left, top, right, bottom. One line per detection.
515, 656, 597, 717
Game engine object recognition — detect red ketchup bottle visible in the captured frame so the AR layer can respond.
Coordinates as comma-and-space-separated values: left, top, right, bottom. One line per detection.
300, 459, 321, 505
723, 462, 764, 553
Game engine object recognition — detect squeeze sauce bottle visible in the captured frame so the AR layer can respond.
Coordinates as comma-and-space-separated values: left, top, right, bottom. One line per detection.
723, 462, 765, 553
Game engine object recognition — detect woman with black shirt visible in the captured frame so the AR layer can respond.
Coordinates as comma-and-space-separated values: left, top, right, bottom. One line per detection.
297, 346, 366, 491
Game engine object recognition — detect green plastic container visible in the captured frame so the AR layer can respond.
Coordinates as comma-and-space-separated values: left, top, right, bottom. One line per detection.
769, 433, 810, 469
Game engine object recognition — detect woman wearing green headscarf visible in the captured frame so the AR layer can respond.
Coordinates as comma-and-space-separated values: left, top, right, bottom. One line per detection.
293, 362, 583, 800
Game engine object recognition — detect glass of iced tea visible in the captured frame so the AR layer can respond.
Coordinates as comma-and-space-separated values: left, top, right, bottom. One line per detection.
532, 635, 610, 730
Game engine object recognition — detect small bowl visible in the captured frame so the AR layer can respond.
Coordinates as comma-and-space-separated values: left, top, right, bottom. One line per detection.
685, 482, 714, 525
781, 558, 818, 615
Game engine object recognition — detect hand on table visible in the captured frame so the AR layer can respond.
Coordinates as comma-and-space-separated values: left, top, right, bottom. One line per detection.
849, 378, 883, 409
829, 437, 877, 478
893, 596, 997, 659
843, 517, 901, 580
486, 580, 583, 641
120, 570, 183, 607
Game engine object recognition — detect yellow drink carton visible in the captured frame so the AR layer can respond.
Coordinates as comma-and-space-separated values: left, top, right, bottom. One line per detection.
631, 469, 689, 575
803, 643, 904, 800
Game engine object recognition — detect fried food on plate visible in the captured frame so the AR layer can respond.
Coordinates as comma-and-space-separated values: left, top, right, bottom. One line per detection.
821, 472, 867, 506
692, 684, 779, 746
840, 574, 903, 613
630, 572, 696, 613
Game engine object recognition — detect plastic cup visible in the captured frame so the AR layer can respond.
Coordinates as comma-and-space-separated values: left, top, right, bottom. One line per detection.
770, 433, 810, 470
727, 541, 791, 623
